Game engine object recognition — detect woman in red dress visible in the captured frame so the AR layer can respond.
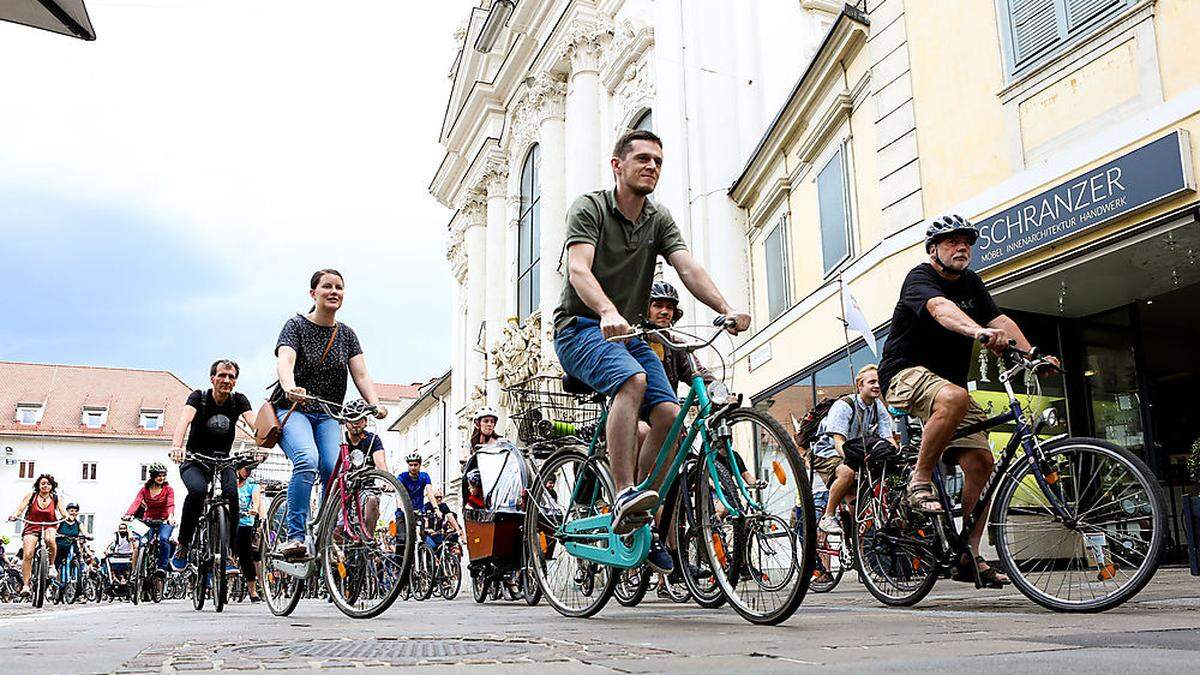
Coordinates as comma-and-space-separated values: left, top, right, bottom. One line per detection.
7, 474, 66, 596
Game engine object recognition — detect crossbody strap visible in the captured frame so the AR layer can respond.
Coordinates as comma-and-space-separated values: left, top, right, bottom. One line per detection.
280, 323, 339, 428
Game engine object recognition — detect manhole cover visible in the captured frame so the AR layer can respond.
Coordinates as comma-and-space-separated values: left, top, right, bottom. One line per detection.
228, 638, 539, 665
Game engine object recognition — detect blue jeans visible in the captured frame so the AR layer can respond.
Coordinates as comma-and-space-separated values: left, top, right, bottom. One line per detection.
278, 406, 342, 541
141, 522, 174, 570
554, 316, 677, 418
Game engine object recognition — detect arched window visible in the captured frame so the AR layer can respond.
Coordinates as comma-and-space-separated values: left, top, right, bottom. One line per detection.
517, 144, 541, 321
632, 108, 653, 131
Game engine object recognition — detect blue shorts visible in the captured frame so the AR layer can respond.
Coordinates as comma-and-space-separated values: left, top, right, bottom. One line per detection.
555, 316, 678, 418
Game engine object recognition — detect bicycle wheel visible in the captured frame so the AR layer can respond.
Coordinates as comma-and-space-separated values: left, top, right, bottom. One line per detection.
673, 467, 726, 609
192, 516, 210, 611
32, 548, 47, 608
261, 493, 304, 617
809, 519, 847, 594
320, 469, 413, 619
697, 409, 814, 625
525, 447, 620, 618
211, 506, 229, 613
470, 572, 489, 603
992, 437, 1167, 613
614, 565, 652, 607
520, 551, 541, 606
410, 543, 436, 601
853, 464, 938, 606
441, 552, 463, 600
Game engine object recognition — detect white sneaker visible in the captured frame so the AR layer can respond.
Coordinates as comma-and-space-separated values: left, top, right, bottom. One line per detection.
818, 515, 842, 534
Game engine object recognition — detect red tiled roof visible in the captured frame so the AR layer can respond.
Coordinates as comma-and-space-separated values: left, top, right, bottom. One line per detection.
0, 361, 251, 442
375, 382, 423, 402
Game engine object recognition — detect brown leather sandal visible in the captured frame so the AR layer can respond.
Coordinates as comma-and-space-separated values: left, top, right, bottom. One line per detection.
951, 555, 1010, 588
905, 480, 944, 514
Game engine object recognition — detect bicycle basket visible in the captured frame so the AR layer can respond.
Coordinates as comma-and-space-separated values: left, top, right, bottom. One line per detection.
505, 375, 603, 445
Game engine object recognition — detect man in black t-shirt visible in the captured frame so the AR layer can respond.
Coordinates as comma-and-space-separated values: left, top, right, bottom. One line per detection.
168, 359, 256, 567
878, 215, 1051, 587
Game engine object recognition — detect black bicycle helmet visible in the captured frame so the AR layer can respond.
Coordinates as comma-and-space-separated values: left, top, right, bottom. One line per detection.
66, 502, 79, 511
924, 214, 979, 252
649, 280, 683, 323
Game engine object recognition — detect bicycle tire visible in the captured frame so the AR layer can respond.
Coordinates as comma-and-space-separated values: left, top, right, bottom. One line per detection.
471, 572, 489, 603
212, 506, 229, 613
261, 493, 303, 617
320, 468, 413, 619
853, 465, 938, 607
525, 447, 619, 619
673, 466, 726, 609
992, 437, 1167, 613
192, 515, 209, 611
442, 552, 463, 601
411, 543, 436, 601
697, 408, 814, 625
613, 565, 652, 607
32, 547, 47, 608
129, 555, 140, 606
520, 552, 541, 606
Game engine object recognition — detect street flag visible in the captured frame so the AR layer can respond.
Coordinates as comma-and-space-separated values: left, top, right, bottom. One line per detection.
790, 413, 802, 435
841, 279, 878, 356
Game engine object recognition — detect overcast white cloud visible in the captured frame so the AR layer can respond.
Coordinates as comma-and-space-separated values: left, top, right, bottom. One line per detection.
1, 0, 474, 392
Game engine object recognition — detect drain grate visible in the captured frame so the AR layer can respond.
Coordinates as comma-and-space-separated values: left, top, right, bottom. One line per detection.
229, 638, 537, 665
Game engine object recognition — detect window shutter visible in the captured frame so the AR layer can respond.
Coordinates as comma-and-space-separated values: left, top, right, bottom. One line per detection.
1065, 0, 1120, 31
1009, 0, 1061, 65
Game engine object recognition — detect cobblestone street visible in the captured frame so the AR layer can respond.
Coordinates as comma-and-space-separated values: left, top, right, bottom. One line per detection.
4, 567, 1199, 673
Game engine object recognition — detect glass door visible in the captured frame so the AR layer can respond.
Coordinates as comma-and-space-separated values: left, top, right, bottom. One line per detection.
1077, 307, 1148, 463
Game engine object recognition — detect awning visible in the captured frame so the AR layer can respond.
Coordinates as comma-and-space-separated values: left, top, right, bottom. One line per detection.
0, 0, 96, 41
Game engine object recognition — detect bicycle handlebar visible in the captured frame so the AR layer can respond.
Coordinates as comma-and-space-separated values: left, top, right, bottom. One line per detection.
185, 451, 255, 467
290, 393, 380, 422
10, 518, 66, 525
979, 336, 1066, 375
606, 322, 729, 352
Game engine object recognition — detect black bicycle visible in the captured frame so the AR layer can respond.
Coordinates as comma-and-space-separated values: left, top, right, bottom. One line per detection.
128, 519, 168, 605
13, 518, 64, 608
185, 451, 249, 612
856, 341, 1166, 612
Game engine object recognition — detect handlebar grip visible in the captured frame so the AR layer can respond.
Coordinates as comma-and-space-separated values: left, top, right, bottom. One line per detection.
713, 316, 736, 328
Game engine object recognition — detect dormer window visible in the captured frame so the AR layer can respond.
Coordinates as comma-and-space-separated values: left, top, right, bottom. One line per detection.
81, 406, 108, 429
15, 403, 43, 425
139, 409, 164, 431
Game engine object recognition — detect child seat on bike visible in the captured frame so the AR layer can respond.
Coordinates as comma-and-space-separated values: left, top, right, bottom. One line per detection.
461, 440, 532, 564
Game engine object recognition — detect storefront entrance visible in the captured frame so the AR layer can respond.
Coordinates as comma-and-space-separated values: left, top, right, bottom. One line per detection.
993, 216, 1200, 557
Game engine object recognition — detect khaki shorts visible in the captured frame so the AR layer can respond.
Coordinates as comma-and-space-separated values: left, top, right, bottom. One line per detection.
885, 366, 989, 453
810, 453, 844, 487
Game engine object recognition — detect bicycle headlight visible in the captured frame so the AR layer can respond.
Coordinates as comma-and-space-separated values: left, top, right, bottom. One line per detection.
350, 448, 366, 468
707, 380, 730, 404
1040, 408, 1058, 428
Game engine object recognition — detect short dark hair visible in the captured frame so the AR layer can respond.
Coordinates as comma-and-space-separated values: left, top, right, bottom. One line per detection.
210, 359, 240, 377
612, 129, 662, 159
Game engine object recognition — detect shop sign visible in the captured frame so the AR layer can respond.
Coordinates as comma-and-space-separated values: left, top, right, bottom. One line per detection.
748, 342, 772, 371
977, 131, 1195, 271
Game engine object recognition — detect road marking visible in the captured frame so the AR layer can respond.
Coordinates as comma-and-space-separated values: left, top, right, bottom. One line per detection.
0, 604, 117, 627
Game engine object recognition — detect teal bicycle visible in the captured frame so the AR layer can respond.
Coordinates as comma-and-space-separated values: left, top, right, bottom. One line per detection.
525, 318, 816, 625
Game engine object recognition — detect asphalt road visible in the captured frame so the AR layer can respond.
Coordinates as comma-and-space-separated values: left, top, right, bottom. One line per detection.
3, 567, 1199, 673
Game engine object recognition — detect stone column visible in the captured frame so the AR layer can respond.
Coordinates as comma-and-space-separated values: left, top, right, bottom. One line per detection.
460, 194, 487, 416
564, 21, 609, 200
483, 164, 509, 410
533, 75, 568, 367
446, 224, 468, 426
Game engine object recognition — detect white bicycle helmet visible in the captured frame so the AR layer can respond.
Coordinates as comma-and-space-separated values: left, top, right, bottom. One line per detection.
405, 451, 422, 464
473, 405, 499, 423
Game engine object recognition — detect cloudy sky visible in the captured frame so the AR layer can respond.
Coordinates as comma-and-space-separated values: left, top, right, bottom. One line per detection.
1, 0, 474, 392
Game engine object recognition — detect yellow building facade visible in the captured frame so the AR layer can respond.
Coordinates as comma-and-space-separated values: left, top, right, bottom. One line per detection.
731, 0, 1200, 552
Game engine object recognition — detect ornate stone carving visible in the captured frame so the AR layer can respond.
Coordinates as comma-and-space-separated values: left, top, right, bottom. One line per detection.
445, 224, 467, 283
457, 189, 487, 226
481, 155, 508, 196
460, 384, 488, 443
561, 17, 613, 74
489, 312, 543, 410
603, 19, 654, 91
507, 72, 566, 160
614, 57, 655, 129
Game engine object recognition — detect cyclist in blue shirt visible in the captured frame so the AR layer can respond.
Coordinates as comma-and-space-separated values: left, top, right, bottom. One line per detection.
398, 452, 435, 513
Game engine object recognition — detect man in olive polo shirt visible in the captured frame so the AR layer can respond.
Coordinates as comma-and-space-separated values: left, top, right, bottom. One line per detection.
554, 129, 750, 557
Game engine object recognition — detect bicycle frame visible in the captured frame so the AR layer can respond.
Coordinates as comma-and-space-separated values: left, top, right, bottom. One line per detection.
924, 365, 1073, 562
560, 372, 760, 568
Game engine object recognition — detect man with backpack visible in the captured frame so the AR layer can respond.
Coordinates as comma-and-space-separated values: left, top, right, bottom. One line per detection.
807, 364, 897, 534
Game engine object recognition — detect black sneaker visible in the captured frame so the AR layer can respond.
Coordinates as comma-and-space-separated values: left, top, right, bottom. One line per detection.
612, 488, 657, 535
646, 537, 674, 574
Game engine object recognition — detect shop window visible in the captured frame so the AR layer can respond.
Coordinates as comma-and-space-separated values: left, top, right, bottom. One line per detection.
140, 464, 151, 482
80, 514, 95, 534
81, 462, 97, 481
15, 403, 43, 425
817, 145, 852, 275
764, 215, 791, 320
19, 460, 35, 479
517, 144, 541, 321
998, 0, 1132, 78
